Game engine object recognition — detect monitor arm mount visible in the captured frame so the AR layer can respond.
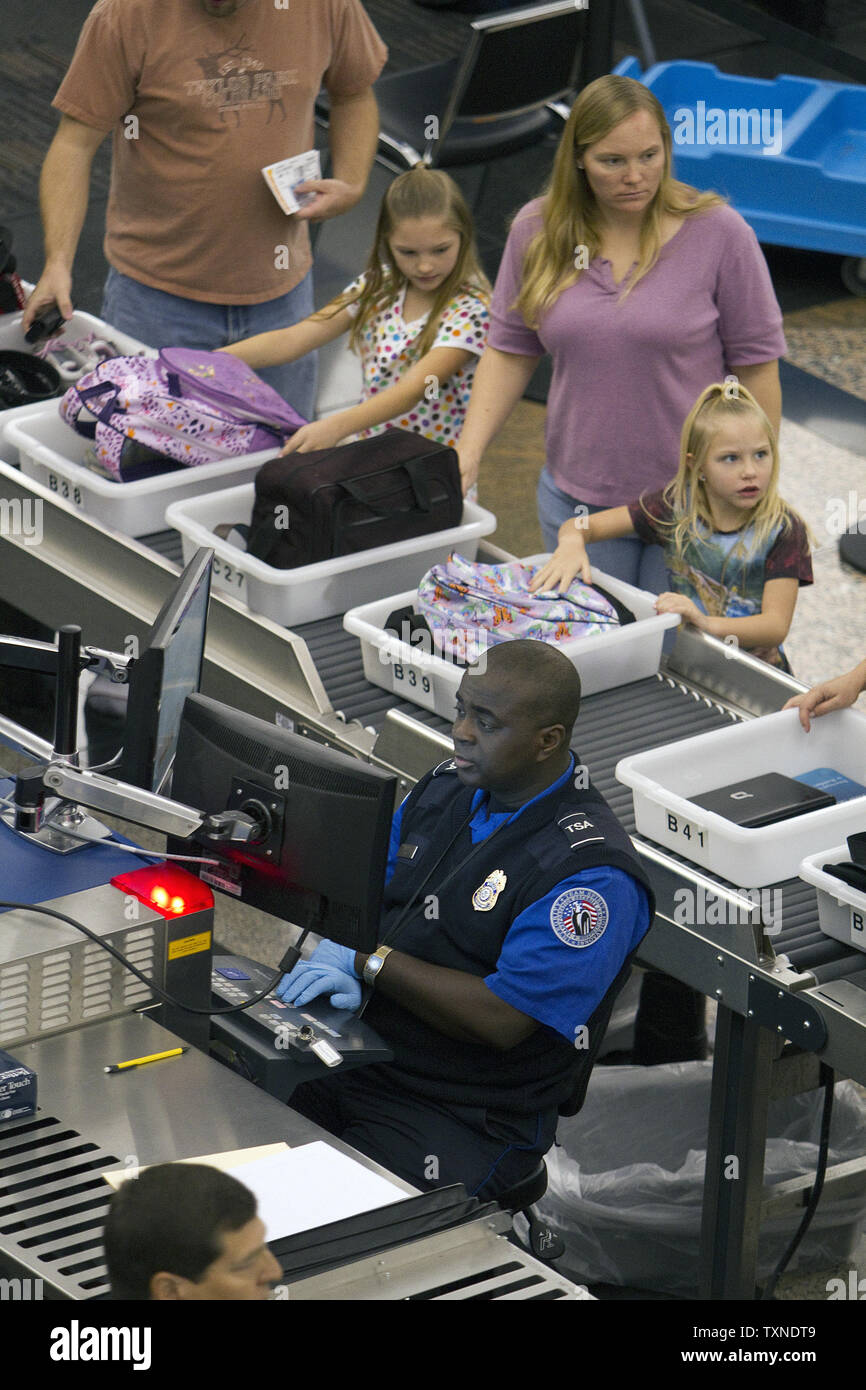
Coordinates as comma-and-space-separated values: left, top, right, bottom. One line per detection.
0, 625, 260, 853
1, 624, 308, 976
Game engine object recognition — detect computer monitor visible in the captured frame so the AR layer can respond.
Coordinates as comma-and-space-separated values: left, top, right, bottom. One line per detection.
167, 693, 397, 955
118, 548, 213, 795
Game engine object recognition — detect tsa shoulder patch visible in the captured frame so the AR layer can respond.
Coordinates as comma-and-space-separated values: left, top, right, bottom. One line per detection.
550, 887, 609, 949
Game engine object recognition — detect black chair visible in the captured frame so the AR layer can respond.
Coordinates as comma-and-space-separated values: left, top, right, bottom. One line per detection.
496, 951, 642, 1264
498, 1159, 565, 1261
316, 2, 586, 209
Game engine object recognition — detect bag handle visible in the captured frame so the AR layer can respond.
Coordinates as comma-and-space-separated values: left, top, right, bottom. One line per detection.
338, 455, 432, 517
73, 379, 122, 436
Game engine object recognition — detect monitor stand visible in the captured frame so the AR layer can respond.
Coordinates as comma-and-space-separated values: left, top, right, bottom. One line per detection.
0, 796, 113, 854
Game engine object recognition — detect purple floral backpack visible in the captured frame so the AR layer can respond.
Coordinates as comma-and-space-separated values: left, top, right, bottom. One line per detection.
59, 348, 306, 482
416, 553, 623, 662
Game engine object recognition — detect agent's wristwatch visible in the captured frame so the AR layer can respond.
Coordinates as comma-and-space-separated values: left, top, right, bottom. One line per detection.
362, 945, 393, 987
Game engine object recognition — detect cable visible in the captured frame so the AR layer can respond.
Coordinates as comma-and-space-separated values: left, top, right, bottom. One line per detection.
760, 1063, 835, 1301
0, 897, 285, 1018
29, 819, 222, 867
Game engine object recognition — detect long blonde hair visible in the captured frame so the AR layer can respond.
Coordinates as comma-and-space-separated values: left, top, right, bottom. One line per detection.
316, 166, 490, 358
650, 383, 807, 565
515, 74, 725, 327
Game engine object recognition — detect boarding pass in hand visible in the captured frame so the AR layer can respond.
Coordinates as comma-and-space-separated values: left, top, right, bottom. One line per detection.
262, 150, 322, 215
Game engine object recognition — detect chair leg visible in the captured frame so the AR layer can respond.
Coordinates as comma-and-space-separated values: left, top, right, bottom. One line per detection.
525, 1206, 566, 1262
509, 1206, 566, 1265
470, 161, 492, 218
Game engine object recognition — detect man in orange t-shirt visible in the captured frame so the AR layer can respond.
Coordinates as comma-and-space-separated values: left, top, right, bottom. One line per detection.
23, 0, 388, 415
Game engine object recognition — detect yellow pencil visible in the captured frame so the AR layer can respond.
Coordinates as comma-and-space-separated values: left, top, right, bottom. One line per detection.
104, 1048, 188, 1074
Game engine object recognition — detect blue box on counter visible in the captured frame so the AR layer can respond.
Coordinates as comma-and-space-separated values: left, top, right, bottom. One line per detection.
0, 1048, 37, 1122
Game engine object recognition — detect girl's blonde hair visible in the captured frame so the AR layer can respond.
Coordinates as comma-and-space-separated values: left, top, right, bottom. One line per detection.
515, 74, 725, 326
652, 382, 805, 564
317, 166, 491, 358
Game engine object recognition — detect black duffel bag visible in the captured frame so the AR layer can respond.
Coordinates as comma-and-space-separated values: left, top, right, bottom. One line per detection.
245, 428, 463, 570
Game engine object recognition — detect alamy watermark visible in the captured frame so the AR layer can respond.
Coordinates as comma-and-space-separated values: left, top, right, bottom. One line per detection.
825, 492, 866, 537
673, 103, 783, 157
673, 884, 783, 935
378, 620, 490, 675
0, 497, 43, 546
1, 1277, 43, 1300
826, 1270, 866, 1299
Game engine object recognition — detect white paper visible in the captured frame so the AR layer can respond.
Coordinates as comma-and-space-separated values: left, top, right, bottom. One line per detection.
262, 150, 322, 215
227, 1140, 406, 1238
101, 1142, 289, 1190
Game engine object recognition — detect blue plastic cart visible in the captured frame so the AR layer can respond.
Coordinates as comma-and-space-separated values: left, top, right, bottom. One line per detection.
615, 58, 866, 294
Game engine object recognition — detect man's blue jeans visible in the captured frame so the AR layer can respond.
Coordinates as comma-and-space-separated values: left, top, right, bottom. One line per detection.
101, 267, 318, 420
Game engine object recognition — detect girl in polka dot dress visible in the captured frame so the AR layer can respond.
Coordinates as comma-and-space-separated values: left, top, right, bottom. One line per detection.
223, 167, 490, 488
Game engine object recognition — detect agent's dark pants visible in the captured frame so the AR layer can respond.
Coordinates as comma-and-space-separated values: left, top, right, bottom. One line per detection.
290, 1063, 558, 1200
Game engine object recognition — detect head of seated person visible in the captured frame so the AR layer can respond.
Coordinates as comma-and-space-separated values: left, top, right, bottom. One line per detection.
453, 639, 581, 807
104, 1162, 282, 1300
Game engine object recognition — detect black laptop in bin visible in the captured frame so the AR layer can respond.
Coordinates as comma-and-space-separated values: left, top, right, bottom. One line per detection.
689, 773, 835, 829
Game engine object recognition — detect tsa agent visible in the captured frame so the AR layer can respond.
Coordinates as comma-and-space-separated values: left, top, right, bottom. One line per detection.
273, 640, 654, 1201
104, 1163, 282, 1301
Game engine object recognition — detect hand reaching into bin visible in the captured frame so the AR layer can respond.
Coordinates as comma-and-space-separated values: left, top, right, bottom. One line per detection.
783, 659, 866, 731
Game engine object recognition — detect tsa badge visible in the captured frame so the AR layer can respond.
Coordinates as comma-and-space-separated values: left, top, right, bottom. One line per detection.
549, 887, 609, 948
472, 870, 507, 911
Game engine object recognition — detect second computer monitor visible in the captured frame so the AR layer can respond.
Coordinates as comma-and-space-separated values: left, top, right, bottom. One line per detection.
119, 548, 213, 795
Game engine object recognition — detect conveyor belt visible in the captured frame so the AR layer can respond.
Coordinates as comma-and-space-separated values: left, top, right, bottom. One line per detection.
298, 614, 454, 734
573, 675, 866, 985
140, 527, 866, 990
7, 470, 866, 1304
295, 614, 866, 986
140, 529, 454, 734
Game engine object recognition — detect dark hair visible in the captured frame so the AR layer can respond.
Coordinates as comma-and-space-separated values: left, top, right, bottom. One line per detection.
483, 639, 581, 735
104, 1163, 257, 1300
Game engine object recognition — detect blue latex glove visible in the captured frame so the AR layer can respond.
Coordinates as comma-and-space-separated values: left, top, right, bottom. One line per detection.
275, 940, 362, 1010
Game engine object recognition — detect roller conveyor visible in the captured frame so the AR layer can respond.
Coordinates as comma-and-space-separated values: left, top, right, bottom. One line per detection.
4, 467, 866, 1300
290, 610, 866, 991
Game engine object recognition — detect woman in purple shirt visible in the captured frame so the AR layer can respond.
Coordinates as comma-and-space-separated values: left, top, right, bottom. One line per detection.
457, 73, 786, 591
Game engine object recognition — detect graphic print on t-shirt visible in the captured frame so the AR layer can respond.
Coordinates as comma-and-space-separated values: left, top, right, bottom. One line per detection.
186, 35, 298, 124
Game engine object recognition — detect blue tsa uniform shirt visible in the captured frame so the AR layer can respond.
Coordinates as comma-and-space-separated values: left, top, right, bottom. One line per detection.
372, 757, 655, 1116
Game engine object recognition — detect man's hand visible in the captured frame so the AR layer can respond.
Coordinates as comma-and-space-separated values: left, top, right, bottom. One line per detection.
22, 114, 107, 332
292, 179, 363, 223
21, 266, 74, 333
274, 939, 361, 1010
280, 416, 350, 454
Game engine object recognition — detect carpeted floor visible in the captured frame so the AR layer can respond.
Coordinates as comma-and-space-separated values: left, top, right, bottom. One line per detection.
783, 298, 866, 403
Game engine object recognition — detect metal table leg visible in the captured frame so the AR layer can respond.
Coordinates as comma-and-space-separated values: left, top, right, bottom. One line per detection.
699, 1005, 778, 1299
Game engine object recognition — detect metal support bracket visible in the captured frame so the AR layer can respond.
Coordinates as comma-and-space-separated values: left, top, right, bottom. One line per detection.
747, 974, 828, 1052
